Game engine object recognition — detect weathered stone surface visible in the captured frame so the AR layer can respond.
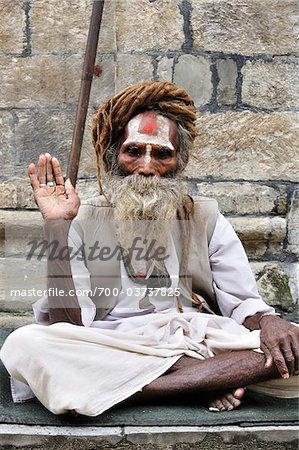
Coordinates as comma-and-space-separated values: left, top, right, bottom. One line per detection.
228, 216, 286, 258
0, 312, 34, 327
216, 59, 238, 106
156, 56, 174, 82
252, 263, 295, 311
0, 53, 114, 111
191, 0, 299, 55
0, 179, 36, 209
116, 0, 184, 52
0, 55, 82, 108
287, 189, 299, 257
0, 257, 47, 310
0, 112, 15, 176
0, 178, 100, 210
196, 182, 286, 215
0, 0, 24, 53
188, 112, 299, 182
12, 109, 75, 178
116, 54, 153, 92
242, 59, 299, 109
0, 108, 99, 179
173, 55, 212, 107
89, 54, 116, 110
31, 0, 116, 53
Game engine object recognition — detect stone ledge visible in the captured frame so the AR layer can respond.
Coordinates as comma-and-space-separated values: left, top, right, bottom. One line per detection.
0, 424, 298, 449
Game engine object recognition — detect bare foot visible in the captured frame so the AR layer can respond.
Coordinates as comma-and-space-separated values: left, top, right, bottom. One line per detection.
208, 387, 246, 412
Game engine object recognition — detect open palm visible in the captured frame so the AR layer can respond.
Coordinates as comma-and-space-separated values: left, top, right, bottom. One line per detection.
28, 153, 80, 221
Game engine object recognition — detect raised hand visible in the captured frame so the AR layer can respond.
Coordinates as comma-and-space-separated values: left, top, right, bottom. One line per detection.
28, 153, 80, 221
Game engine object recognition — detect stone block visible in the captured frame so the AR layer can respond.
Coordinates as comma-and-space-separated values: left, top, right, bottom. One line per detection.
89, 54, 116, 110
196, 182, 285, 215
0, 257, 47, 310
0, 55, 82, 109
0, 1, 24, 53
12, 109, 75, 178
156, 56, 174, 82
188, 112, 299, 182
191, 0, 299, 55
287, 189, 299, 257
242, 59, 299, 109
4, 107, 100, 179
216, 59, 238, 106
251, 262, 296, 311
0, 53, 114, 111
0, 112, 15, 176
116, 0, 184, 52
228, 216, 286, 258
0, 179, 36, 209
31, 0, 116, 53
173, 55, 212, 107
116, 54, 153, 92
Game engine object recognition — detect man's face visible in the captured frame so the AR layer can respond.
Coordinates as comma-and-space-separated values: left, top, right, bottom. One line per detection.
118, 111, 179, 177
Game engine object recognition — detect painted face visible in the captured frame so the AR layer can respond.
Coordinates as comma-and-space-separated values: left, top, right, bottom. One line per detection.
118, 112, 178, 177
123, 112, 175, 152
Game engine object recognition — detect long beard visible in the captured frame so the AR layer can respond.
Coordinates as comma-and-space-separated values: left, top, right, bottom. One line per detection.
106, 174, 188, 286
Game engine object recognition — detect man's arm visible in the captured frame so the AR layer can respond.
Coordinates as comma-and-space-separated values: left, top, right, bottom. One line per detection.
209, 213, 299, 379
28, 153, 82, 325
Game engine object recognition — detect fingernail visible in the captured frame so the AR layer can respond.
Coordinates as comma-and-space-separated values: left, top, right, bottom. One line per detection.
209, 407, 220, 412
283, 373, 289, 380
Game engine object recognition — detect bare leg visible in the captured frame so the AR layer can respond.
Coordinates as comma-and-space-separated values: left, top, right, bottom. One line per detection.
127, 350, 280, 408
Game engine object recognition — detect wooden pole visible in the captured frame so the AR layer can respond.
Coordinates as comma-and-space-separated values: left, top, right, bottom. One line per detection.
67, 0, 105, 187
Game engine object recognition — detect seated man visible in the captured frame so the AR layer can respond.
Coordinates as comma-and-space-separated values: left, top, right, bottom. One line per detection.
1, 81, 298, 416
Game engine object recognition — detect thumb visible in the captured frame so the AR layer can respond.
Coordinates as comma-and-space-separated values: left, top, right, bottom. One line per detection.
65, 178, 76, 197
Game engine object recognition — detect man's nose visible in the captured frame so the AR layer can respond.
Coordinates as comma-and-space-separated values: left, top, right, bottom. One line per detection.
136, 160, 157, 176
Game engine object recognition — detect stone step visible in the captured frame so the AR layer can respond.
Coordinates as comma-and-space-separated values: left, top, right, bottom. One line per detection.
0, 424, 298, 450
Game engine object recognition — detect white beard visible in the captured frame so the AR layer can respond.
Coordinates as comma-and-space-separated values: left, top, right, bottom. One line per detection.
106, 174, 188, 284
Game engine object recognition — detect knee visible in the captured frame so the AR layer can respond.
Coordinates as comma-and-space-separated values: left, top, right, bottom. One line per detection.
0, 324, 43, 367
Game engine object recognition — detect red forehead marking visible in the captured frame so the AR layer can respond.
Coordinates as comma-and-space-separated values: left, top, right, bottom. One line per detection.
138, 114, 158, 135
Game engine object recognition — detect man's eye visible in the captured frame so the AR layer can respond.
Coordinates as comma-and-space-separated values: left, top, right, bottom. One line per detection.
126, 146, 141, 156
156, 148, 172, 159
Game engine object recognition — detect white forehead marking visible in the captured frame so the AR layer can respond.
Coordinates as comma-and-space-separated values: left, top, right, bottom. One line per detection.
123, 114, 174, 150
144, 144, 152, 164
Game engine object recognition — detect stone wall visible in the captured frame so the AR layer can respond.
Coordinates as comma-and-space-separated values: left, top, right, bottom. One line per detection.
0, 0, 298, 321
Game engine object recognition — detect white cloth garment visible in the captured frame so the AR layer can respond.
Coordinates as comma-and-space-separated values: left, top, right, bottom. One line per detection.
3, 212, 297, 415
33, 213, 274, 326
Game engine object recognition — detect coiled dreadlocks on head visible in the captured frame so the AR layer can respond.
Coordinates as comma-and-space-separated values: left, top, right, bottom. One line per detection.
92, 81, 198, 191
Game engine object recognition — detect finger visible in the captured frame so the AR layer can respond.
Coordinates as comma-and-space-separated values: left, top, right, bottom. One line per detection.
37, 154, 46, 186
271, 349, 290, 379
291, 337, 299, 373
52, 157, 64, 186
28, 163, 40, 192
65, 179, 76, 197
45, 153, 54, 183
282, 343, 295, 376
260, 343, 273, 368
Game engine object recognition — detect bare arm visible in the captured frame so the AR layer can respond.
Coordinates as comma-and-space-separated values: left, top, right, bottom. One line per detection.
28, 153, 82, 325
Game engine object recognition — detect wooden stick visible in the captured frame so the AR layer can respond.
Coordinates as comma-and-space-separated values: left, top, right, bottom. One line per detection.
67, 0, 105, 187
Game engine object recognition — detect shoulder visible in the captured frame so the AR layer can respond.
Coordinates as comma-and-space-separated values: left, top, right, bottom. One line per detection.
190, 195, 219, 243
75, 195, 114, 223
